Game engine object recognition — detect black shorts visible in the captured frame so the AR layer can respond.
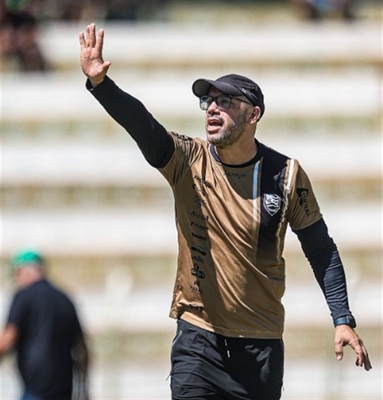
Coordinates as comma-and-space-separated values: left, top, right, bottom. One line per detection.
170, 319, 284, 400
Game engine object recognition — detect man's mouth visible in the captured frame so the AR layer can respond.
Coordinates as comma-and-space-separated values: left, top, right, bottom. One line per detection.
207, 117, 223, 132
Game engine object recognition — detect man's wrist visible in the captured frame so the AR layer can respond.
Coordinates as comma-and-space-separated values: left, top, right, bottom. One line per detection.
89, 78, 104, 88
86, 76, 105, 89
334, 315, 356, 328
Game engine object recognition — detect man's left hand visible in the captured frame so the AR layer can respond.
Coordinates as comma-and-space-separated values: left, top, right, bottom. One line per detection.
334, 325, 372, 371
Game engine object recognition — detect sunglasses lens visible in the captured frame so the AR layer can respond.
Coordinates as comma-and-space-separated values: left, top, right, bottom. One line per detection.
200, 96, 211, 110
217, 95, 231, 110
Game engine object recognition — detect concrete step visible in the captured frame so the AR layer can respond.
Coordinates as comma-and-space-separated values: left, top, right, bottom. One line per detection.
2, 353, 381, 400
2, 66, 380, 123
2, 203, 381, 257
2, 176, 379, 210
3, 136, 381, 187
1, 278, 379, 333
38, 20, 380, 70
1, 246, 379, 290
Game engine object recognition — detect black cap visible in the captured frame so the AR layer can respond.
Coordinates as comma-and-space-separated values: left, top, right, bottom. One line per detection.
192, 74, 265, 118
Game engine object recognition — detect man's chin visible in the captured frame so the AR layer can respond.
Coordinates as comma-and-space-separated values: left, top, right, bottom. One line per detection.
206, 132, 222, 145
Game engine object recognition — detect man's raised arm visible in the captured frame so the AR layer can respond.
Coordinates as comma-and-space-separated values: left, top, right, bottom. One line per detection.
79, 23, 174, 168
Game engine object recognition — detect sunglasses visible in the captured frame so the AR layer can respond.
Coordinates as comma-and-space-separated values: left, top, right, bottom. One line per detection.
199, 94, 252, 111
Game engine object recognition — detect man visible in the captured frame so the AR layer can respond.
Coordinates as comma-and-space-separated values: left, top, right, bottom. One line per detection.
0, 250, 89, 400
0, 0, 48, 72
79, 23, 371, 400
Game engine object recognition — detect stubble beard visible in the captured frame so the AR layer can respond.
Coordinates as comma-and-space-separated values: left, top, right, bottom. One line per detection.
207, 108, 248, 149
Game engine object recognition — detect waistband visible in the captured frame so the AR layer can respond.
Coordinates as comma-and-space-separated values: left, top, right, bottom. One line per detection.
177, 318, 282, 348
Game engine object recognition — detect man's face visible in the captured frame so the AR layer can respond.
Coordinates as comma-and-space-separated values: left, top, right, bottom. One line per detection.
204, 87, 252, 149
14, 267, 30, 288
14, 264, 42, 288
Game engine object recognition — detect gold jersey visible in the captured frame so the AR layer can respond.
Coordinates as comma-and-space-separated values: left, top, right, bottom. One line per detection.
159, 132, 322, 339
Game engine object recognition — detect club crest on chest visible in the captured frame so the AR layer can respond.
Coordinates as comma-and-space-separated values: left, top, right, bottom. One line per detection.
263, 194, 282, 216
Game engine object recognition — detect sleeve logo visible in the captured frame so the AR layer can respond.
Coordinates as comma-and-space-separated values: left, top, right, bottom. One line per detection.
296, 188, 311, 215
263, 194, 282, 216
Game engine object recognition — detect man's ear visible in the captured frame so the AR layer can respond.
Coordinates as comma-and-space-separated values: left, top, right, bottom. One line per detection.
249, 106, 261, 124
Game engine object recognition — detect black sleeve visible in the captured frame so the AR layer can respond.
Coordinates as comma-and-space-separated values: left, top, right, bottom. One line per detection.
86, 76, 175, 168
7, 290, 27, 329
293, 218, 354, 323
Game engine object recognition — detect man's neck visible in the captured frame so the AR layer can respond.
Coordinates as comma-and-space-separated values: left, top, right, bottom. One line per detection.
215, 138, 258, 166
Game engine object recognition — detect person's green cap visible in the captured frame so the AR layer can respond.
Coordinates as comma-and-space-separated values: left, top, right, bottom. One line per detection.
10, 250, 45, 270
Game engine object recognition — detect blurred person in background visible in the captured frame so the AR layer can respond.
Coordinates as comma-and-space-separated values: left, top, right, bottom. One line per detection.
103, 0, 145, 21
38, 0, 103, 22
79, 23, 371, 400
26, 0, 168, 23
0, 250, 89, 400
291, 0, 355, 21
103, 0, 170, 21
0, 0, 48, 71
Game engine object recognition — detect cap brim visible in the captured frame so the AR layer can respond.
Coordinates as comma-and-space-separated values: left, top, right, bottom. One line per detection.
192, 79, 243, 98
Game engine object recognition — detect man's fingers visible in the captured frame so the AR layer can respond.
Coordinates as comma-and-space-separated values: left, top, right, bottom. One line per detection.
364, 356, 372, 371
360, 345, 372, 371
89, 23, 96, 47
334, 338, 344, 361
349, 338, 365, 365
85, 23, 96, 48
355, 352, 372, 371
85, 24, 90, 46
82, 23, 102, 51
103, 61, 111, 69
355, 348, 364, 367
79, 32, 86, 50
348, 338, 372, 371
95, 29, 105, 53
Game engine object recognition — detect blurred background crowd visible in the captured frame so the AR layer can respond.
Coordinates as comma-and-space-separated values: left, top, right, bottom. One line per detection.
0, 0, 365, 72
1, 0, 359, 23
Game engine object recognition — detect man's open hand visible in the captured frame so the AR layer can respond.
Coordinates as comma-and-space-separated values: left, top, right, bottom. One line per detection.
79, 23, 111, 86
